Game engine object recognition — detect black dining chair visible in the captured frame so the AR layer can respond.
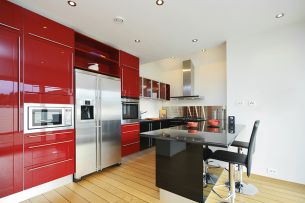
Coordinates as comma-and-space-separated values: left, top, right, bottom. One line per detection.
208, 120, 260, 201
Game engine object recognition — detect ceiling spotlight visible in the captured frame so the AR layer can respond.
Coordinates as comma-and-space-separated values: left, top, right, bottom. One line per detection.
67, 1, 77, 7
135, 39, 141, 43
201, 49, 206, 53
156, 0, 164, 6
192, 39, 199, 43
275, 13, 284, 18
170, 56, 175, 59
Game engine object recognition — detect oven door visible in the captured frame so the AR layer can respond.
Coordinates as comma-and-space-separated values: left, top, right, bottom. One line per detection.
122, 102, 139, 124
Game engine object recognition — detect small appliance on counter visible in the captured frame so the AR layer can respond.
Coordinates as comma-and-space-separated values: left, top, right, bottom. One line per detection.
159, 109, 167, 119
88, 63, 99, 71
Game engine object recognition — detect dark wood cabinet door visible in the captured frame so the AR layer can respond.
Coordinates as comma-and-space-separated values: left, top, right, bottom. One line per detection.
160, 83, 166, 100
24, 35, 73, 96
166, 84, 171, 100
121, 65, 139, 98
0, 25, 22, 197
143, 78, 152, 97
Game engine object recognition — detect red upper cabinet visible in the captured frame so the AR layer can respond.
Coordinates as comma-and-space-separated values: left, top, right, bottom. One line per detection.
120, 50, 139, 69
120, 51, 140, 99
160, 83, 166, 100
23, 9, 74, 47
23, 35, 73, 96
121, 65, 139, 98
0, 1, 23, 30
0, 24, 23, 198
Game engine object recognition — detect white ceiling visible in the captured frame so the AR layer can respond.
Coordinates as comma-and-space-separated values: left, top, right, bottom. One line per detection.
10, 0, 305, 63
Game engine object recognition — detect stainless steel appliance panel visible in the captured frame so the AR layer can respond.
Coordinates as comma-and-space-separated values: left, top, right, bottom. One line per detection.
74, 70, 98, 179
24, 103, 74, 134
99, 76, 121, 169
121, 98, 140, 124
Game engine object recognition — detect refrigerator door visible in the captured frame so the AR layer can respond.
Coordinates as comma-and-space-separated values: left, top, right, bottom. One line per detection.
74, 70, 98, 180
98, 75, 122, 169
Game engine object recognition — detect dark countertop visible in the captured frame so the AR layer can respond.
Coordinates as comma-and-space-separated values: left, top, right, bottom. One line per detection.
140, 121, 245, 148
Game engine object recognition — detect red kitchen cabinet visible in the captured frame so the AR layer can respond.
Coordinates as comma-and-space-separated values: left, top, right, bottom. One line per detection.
23, 35, 73, 96
120, 51, 140, 99
0, 1, 23, 31
120, 50, 139, 69
121, 65, 140, 98
121, 123, 140, 157
143, 78, 152, 97
166, 84, 170, 100
152, 80, 159, 99
23, 9, 74, 47
0, 24, 23, 197
24, 130, 75, 189
160, 83, 166, 100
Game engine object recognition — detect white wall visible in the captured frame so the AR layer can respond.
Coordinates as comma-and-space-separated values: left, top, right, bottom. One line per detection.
140, 43, 227, 118
227, 20, 305, 184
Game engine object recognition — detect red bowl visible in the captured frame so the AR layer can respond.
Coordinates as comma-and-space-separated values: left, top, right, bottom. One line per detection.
187, 122, 198, 128
207, 119, 220, 127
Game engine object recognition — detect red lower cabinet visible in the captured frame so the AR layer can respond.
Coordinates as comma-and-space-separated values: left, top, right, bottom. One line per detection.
121, 123, 140, 157
24, 130, 75, 189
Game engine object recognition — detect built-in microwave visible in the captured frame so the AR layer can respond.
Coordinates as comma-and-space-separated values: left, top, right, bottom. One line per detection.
24, 103, 74, 134
122, 98, 139, 124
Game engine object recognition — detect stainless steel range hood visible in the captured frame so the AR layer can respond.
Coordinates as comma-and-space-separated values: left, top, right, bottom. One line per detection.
170, 60, 202, 100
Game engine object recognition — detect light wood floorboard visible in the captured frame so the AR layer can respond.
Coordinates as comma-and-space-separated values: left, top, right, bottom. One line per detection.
24, 149, 305, 203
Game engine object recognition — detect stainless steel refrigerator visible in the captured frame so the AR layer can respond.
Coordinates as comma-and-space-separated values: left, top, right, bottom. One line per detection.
74, 69, 121, 180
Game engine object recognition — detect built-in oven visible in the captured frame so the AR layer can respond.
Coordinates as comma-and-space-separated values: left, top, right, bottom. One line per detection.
121, 98, 139, 124
24, 103, 74, 134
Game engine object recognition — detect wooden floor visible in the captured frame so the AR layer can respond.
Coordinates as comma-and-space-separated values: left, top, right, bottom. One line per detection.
22, 149, 305, 203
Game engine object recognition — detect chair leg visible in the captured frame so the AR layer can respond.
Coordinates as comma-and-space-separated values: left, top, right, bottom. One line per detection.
225, 147, 259, 195
203, 161, 219, 185
212, 163, 235, 202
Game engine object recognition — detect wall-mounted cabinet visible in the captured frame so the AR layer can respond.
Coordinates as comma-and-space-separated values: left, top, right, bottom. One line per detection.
140, 77, 170, 100
74, 32, 120, 78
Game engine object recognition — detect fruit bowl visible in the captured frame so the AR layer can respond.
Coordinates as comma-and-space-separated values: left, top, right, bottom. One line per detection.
187, 122, 198, 128
207, 119, 220, 127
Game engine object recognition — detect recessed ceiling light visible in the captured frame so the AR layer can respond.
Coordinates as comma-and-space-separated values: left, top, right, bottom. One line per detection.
156, 0, 164, 6
135, 39, 141, 43
170, 56, 175, 59
192, 39, 199, 43
67, 1, 77, 7
275, 13, 284, 18
201, 49, 206, 53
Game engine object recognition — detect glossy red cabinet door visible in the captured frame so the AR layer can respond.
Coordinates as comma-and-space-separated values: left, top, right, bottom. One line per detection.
0, 25, 22, 197
24, 35, 73, 96
120, 51, 139, 69
121, 123, 140, 157
121, 65, 139, 98
24, 130, 75, 189
160, 83, 166, 100
0, 1, 23, 30
23, 9, 74, 47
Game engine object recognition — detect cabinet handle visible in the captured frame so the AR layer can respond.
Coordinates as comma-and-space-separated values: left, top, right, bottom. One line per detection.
18, 36, 21, 132
122, 141, 140, 147
28, 159, 73, 171
28, 33, 73, 49
28, 140, 73, 149
0, 22, 20, 31
27, 132, 69, 138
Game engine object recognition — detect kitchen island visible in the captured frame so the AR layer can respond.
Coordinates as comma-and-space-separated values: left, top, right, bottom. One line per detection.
140, 121, 245, 203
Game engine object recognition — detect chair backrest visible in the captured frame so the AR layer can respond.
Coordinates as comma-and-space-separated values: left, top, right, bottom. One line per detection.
246, 120, 260, 177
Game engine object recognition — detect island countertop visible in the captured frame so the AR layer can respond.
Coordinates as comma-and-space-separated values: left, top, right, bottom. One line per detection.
140, 121, 245, 148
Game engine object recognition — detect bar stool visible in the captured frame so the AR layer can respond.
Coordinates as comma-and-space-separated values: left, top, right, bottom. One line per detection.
203, 147, 219, 187
209, 120, 260, 203
227, 139, 258, 195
